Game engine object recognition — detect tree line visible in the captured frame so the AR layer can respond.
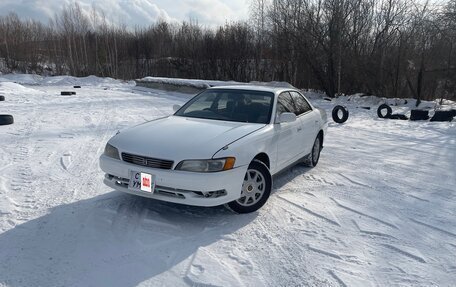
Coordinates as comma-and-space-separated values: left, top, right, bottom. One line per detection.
0, 1, 455, 101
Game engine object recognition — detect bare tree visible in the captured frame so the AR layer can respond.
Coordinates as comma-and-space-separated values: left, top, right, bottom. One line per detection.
0, 0, 454, 101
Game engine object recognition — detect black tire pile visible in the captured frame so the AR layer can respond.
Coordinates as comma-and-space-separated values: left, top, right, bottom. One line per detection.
409, 109, 429, 121
430, 110, 455, 122
377, 104, 455, 122
61, 85, 81, 96
377, 104, 408, 120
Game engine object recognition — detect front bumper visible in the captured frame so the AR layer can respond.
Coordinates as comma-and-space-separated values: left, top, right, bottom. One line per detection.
99, 154, 247, 207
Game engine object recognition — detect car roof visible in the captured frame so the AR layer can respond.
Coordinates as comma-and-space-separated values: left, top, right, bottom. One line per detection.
208, 85, 295, 95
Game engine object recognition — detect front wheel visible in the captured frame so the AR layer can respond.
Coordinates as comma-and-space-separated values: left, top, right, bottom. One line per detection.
226, 161, 272, 214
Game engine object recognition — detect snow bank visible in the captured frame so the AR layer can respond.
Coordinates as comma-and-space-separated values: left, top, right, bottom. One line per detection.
0, 74, 43, 85
40, 75, 125, 86
249, 81, 295, 88
137, 76, 295, 90
0, 74, 127, 87
138, 76, 229, 89
0, 82, 44, 95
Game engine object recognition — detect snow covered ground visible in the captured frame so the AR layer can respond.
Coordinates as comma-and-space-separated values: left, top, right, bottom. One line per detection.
0, 75, 455, 286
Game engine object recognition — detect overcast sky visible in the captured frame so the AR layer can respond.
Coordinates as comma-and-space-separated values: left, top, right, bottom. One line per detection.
0, 0, 250, 28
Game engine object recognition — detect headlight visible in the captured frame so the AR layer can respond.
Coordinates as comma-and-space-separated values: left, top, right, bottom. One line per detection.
176, 157, 235, 172
104, 143, 120, 160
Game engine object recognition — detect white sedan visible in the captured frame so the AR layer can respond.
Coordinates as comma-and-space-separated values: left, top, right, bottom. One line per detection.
99, 85, 328, 213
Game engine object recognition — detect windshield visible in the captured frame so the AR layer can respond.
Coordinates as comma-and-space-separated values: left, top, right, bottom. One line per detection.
175, 89, 275, 124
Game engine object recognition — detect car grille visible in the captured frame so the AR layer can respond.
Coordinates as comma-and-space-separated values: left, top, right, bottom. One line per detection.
121, 152, 174, 170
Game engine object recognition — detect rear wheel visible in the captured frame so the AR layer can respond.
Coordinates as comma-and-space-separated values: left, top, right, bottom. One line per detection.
304, 134, 322, 167
226, 161, 272, 214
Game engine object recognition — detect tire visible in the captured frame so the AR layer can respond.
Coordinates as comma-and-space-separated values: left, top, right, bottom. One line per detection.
311, 134, 322, 167
332, 105, 349, 123
226, 161, 272, 214
389, 113, 408, 120
0, 114, 14, 125
377, 104, 392, 118
61, 91, 75, 96
410, 109, 429, 121
430, 110, 454, 122
0, 95, 4, 101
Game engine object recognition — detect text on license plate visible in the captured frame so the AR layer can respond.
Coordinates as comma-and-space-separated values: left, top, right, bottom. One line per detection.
129, 171, 155, 193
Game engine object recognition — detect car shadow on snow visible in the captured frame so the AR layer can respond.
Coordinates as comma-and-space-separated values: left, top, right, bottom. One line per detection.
272, 163, 313, 192
0, 191, 257, 286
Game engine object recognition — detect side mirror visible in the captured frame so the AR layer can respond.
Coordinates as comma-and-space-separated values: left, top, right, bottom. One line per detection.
278, 112, 296, 123
173, 104, 181, 112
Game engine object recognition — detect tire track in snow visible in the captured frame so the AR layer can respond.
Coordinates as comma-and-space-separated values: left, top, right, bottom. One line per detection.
302, 173, 343, 187
337, 173, 371, 188
328, 269, 376, 287
277, 195, 341, 227
61, 89, 120, 201
409, 218, 456, 238
307, 244, 343, 260
5, 101, 40, 219
381, 244, 427, 263
242, 201, 326, 286
330, 197, 398, 229
386, 187, 429, 203
328, 270, 347, 287
183, 247, 245, 287
351, 220, 396, 239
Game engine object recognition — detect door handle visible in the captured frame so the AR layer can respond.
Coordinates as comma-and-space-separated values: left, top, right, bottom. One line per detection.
297, 127, 303, 132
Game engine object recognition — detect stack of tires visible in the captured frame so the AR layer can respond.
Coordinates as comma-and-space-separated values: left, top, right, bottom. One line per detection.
410, 109, 429, 121
61, 86, 80, 96
377, 103, 454, 122
377, 104, 408, 120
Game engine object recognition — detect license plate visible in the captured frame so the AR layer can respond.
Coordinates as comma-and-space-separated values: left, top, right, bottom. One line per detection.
129, 171, 155, 193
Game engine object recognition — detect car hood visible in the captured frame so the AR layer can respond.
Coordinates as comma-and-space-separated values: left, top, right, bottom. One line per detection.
109, 116, 265, 163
